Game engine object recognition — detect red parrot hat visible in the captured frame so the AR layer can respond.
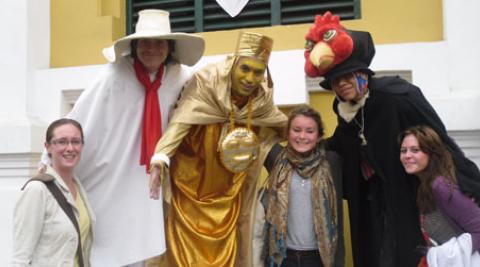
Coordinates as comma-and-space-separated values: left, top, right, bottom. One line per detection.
304, 11, 375, 90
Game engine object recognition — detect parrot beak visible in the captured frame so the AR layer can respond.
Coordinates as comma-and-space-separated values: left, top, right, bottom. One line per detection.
309, 42, 335, 70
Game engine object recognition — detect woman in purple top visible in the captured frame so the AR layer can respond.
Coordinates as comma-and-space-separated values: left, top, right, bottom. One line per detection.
398, 125, 480, 258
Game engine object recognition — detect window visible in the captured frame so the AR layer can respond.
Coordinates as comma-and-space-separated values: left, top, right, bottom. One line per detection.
127, 0, 360, 34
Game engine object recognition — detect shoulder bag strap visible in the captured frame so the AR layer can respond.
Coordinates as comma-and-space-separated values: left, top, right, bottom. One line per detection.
23, 175, 85, 267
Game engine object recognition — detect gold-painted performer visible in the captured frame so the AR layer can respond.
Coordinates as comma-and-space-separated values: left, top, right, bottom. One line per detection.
148, 32, 287, 267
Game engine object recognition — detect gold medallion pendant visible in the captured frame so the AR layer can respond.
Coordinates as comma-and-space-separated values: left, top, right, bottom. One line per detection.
220, 95, 260, 173
220, 127, 259, 173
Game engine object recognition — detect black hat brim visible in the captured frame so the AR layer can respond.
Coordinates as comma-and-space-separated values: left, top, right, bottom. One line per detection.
320, 66, 374, 90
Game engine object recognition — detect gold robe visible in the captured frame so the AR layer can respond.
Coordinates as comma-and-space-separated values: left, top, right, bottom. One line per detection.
152, 56, 287, 267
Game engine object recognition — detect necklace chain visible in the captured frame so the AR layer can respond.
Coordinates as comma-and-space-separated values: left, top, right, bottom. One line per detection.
229, 96, 253, 131
352, 107, 367, 146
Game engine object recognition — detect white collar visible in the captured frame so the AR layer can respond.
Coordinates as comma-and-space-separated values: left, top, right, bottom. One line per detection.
337, 91, 369, 123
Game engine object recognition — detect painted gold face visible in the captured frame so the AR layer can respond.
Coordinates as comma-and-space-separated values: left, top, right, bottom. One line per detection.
231, 57, 266, 97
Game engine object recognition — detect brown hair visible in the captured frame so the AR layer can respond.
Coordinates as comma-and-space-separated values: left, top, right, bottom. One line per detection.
287, 105, 325, 139
398, 125, 456, 213
46, 118, 84, 144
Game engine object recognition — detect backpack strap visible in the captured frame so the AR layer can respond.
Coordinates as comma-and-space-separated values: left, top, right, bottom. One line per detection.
23, 174, 85, 267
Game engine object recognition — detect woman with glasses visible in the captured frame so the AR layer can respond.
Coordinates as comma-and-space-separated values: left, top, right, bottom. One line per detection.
11, 118, 95, 267
399, 125, 480, 266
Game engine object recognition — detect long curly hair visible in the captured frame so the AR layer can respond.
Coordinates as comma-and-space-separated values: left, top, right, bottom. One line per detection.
398, 125, 457, 213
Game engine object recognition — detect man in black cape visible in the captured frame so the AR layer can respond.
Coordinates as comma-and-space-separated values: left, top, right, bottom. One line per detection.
304, 11, 480, 267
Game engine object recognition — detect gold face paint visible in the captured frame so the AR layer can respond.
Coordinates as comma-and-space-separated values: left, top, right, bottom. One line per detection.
231, 57, 266, 97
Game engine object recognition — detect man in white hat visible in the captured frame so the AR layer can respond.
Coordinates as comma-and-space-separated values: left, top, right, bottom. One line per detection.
40, 9, 204, 266
148, 32, 287, 267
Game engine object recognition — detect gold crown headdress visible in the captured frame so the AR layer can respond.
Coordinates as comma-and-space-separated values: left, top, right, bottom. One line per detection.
234, 32, 273, 64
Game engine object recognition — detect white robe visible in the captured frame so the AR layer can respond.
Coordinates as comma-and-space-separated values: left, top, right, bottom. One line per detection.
42, 56, 192, 266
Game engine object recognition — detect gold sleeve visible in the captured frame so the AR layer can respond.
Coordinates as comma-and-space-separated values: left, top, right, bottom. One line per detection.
152, 123, 191, 160
150, 123, 191, 204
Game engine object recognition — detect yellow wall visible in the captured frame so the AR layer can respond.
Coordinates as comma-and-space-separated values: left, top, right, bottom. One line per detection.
201, 0, 443, 56
50, 0, 442, 66
50, 0, 125, 67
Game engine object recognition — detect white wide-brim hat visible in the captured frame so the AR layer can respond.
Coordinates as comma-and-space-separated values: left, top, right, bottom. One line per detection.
103, 9, 205, 66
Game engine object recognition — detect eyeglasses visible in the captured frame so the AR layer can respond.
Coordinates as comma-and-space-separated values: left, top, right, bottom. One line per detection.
50, 138, 83, 147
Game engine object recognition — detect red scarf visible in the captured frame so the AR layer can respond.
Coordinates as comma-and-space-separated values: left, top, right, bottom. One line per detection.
134, 58, 164, 173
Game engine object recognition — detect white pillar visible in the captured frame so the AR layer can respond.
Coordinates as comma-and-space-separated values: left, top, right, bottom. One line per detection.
0, 0, 49, 172
443, 0, 480, 92
0, 0, 49, 264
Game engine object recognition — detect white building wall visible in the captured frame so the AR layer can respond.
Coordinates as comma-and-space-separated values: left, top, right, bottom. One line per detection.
444, 0, 480, 93
0, 0, 50, 265
0, 0, 479, 264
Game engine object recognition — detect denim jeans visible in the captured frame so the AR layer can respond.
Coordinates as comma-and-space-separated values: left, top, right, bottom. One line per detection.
280, 249, 323, 267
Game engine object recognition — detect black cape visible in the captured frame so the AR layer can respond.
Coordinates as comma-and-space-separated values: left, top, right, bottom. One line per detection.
327, 76, 480, 267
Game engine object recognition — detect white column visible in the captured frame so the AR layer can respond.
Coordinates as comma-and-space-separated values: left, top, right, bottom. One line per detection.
0, 0, 49, 175
443, 0, 480, 92
0, 0, 49, 264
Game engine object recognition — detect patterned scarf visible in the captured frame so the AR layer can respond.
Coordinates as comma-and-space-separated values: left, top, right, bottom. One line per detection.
133, 58, 165, 173
266, 142, 338, 267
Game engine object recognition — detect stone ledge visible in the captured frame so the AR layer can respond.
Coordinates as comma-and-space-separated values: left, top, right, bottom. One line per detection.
449, 130, 480, 168
0, 153, 41, 179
